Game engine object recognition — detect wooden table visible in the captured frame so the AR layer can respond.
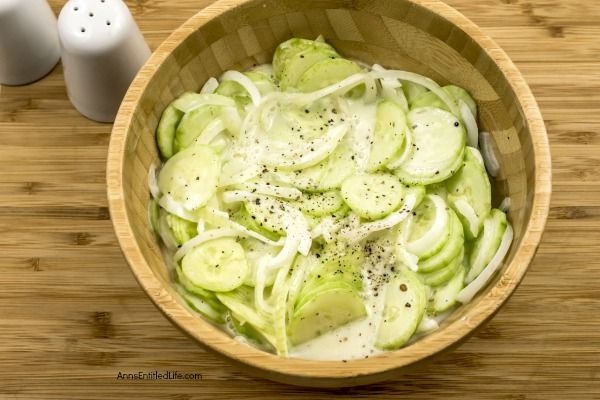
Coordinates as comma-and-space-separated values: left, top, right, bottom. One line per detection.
1, 0, 598, 398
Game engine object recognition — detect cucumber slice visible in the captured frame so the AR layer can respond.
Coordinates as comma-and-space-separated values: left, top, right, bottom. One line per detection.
394, 107, 466, 185
285, 135, 356, 192
340, 173, 405, 220
367, 100, 408, 172
446, 146, 492, 239
273, 38, 337, 81
230, 313, 272, 348
244, 69, 276, 95
465, 209, 508, 283
240, 238, 278, 287
175, 265, 225, 311
445, 85, 477, 117
173, 105, 221, 153
279, 47, 339, 90
174, 283, 225, 323
166, 213, 198, 245
288, 284, 367, 345
404, 194, 451, 259
409, 91, 447, 111
375, 270, 426, 349
181, 237, 249, 292
230, 205, 281, 242
215, 80, 251, 108
149, 199, 160, 233
401, 81, 429, 104
296, 58, 363, 92
291, 191, 344, 217
156, 92, 196, 159
418, 209, 464, 273
429, 264, 465, 314
157, 145, 220, 212
419, 247, 463, 287
244, 196, 288, 235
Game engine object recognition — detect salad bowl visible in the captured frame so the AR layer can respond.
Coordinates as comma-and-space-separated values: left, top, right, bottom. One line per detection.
107, 0, 551, 387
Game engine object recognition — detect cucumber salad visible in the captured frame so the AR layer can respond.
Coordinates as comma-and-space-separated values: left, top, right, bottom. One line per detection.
148, 37, 514, 360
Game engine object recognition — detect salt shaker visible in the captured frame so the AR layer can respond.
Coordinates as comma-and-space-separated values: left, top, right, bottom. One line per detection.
0, 0, 61, 85
58, 0, 151, 122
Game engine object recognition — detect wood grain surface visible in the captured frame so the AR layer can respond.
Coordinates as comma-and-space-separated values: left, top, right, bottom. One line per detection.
0, 0, 597, 398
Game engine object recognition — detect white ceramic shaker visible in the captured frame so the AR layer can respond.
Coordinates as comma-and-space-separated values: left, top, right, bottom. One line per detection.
0, 0, 61, 85
58, 0, 151, 122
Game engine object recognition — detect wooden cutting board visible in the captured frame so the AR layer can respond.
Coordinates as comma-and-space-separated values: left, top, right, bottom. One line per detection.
1, 0, 598, 398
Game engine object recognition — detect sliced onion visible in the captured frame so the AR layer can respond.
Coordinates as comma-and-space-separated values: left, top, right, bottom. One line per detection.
342, 193, 418, 243
453, 198, 480, 237
172, 93, 235, 113
499, 197, 511, 213
363, 73, 377, 104
239, 182, 302, 200
200, 77, 219, 94
221, 70, 261, 107
372, 64, 409, 112
405, 194, 449, 256
285, 72, 367, 107
460, 100, 478, 148
457, 224, 513, 303
196, 219, 205, 233
416, 315, 439, 333
195, 118, 225, 145
173, 228, 241, 262
479, 131, 500, 177
158, 194, 200, 222
467, 146, 485, 166
372, 70, 459, 116
148, 163, 160, 200
201, 206, 282, 246
396, 242, 419, 271
220, 106, 242, 137
261, 121, 349, 170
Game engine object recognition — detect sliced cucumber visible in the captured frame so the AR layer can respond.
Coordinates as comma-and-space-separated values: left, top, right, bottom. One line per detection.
404, 194, 451, 259
181, 237, 249, 292
244, 196, 288, 235
175, 264, 225, 311
429, 264, 465, 314
296, 58, 362, 93
394, 107, 466, 185
285, 135, 356, 192
149, 199, 160, 233
230, 205, 281, 242
166, 213, 198, 245
419, 247, 463, 287
291, 191, 344, 217
174, 283, 224, 323
409, 85, 477, 119
367, 100, 408, 172
215, 80, 251, 108
173, 105, 221, 153
375, 270, 427, 349
288, 284, 367, 345
273, 38, 338, 82
240, 238, 279, 287
279, 47, 339, 90
401, 81, 429, 104
418, 209, 464, 273
466, 209, 508, 283
156, 92, 196, 159
341, 173, 405, 220
446, 146, 492, 239
157, 145, 220, 212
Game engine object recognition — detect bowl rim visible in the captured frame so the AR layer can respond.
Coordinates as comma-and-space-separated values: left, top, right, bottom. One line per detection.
107, 0, 551, 385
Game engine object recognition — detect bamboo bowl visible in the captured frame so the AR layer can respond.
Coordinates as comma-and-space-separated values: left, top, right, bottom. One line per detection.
107, 0, 551, 387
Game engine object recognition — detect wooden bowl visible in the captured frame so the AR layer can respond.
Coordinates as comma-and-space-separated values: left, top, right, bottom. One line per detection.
107, 0, 551, 387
